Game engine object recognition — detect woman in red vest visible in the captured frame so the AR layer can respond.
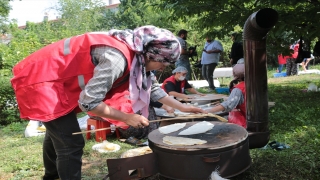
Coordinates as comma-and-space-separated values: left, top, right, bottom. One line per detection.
207, 61, 246, 128
286, 41, 299, 76
277, 54, 289, 73
161, 66, 205, 100
11, 26, 204, 180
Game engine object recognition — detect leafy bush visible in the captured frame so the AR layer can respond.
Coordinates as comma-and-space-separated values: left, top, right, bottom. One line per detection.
0, 76, 20, 125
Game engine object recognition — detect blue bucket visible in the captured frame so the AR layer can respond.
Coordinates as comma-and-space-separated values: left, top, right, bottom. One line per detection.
273, 72, 287, 78
215, 87, 230, 94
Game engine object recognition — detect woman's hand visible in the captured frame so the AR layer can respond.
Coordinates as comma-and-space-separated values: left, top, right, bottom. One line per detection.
90, 103, 149, 129
122, 114, 149, 129
179, 104, 206, 114
162, 104, 175, 113
206, 104, 225, 114
184, 94, 199, 100
158, 95, 205, 114
183, 94, 193, 99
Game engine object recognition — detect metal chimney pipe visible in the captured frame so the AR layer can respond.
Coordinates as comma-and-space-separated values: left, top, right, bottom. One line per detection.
243, 8, 278, 149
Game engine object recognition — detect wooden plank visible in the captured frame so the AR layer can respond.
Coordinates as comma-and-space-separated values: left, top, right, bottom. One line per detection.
178, 94, 227, 102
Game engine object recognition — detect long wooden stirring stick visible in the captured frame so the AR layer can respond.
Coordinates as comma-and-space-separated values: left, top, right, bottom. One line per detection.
72, 113, 227, 135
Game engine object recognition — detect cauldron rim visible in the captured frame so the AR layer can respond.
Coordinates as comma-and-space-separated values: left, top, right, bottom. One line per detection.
148, 121, 248, 154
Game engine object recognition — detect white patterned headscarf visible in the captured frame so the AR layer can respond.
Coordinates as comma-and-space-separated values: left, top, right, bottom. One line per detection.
107, 25, 181, 118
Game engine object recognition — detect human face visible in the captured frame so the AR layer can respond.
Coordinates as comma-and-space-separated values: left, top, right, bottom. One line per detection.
231, 35, 235, 42
182, 33, 188, 40
145, 60, 171, 72
175, 72, 187, 81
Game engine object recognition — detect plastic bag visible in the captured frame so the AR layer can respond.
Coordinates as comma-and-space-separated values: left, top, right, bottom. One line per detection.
307, 83, 318, 92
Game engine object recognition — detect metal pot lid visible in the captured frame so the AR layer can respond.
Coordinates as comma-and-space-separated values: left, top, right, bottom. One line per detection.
148, 121, 248, 151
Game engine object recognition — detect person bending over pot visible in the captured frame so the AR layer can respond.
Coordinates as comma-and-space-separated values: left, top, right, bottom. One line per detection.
11, 25, 205, 180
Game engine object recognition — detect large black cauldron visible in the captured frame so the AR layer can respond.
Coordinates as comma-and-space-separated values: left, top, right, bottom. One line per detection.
148, 121, 251, 179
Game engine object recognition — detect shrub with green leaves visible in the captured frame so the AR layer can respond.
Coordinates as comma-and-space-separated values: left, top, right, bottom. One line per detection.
0, 76, 20, 125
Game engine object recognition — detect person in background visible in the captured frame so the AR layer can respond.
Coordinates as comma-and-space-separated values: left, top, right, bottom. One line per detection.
201, 36, 224, 92
277, 54, 288, 73
206, 61, 246, 128
161, 66, 205, 100
286, 41, 299, 76
300, 53, 314, 72
175, 29, 193, 80
11, 25, 205, 180
229, 32, 243, 66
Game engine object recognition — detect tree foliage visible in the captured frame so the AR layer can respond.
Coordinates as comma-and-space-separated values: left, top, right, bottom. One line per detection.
155, 0, 320, 56
0, 0, 10, 17
55, 0, 107, 33
101, 0, 175, 30
0, 0, 11, 34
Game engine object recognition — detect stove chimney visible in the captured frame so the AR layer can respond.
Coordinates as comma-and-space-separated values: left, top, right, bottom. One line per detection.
243, 8, 278, 149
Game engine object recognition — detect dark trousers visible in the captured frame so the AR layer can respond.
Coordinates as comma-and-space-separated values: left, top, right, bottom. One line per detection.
42, 112, 85, 180
286, 58, 298, 76
202, 62, 217, 89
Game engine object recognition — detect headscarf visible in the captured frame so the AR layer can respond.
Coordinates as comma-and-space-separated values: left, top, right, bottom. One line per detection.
233, 62, 245, 80
229, 60, 245, 90
107, 25, 181, 118
172, 66, 188, 74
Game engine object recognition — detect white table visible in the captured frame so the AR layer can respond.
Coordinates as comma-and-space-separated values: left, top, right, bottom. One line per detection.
298, 69, 320, 75
213, 67, 233, 78
212, 67, 233, 85
188, 80, 221, 88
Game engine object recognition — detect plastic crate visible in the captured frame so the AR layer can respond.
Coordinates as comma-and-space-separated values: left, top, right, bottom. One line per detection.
273, 72, 287, 78
215, 87, 230, 94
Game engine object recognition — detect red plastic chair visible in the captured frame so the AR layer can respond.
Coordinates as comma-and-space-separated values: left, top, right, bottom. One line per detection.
86, 118, 120, 142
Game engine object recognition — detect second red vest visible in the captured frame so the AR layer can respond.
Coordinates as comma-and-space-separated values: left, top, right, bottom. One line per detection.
228, 81, 247, 128
161, 75, 186, 93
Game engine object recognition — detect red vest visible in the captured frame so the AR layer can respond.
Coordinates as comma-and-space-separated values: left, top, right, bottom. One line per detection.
228, 81, 246, 128
292, 44, 299, 58
11, 33, 134, 122
278, 54, 289, 65
161, 75, 186, 93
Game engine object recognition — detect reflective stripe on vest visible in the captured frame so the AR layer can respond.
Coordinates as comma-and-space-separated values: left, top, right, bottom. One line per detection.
66, 37, 86, 90
78, 75, 85, 90
64, 38, 71, 55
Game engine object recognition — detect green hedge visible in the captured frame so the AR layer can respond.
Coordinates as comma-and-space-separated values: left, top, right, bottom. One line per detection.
0, 76, 20, 125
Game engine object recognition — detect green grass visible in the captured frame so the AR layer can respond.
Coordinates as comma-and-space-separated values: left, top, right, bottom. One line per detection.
1, 66, 320, 180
